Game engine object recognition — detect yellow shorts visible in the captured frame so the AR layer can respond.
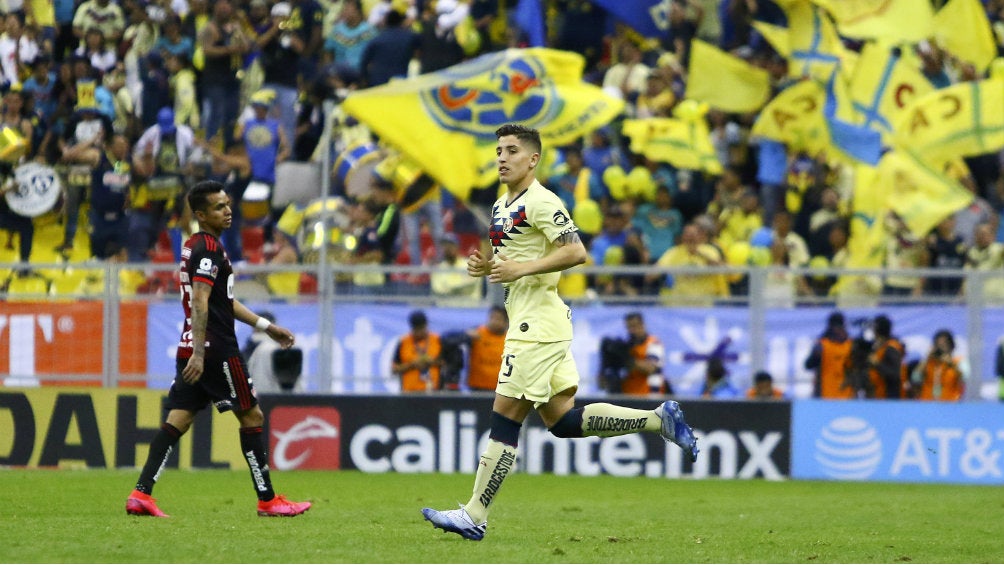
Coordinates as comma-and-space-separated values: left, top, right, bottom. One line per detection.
495, 340, 580, 407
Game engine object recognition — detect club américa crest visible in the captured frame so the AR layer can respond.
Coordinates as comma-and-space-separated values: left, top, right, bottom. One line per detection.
419, 51, 564, 139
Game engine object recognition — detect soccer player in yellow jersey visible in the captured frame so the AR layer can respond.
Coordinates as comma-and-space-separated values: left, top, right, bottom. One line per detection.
421, 124, 699, 541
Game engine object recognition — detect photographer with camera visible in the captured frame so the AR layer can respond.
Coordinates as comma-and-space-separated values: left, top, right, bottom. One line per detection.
600, 312, 670, 395
867, 315, 908, 399
911, 329, 966, 401
804, 312, 854, 399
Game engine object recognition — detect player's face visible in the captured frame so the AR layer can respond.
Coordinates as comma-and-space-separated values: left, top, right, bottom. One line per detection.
196, 190, 232, 235
496, 134, 538, 190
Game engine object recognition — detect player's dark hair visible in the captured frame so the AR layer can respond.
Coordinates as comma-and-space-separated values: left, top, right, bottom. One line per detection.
625, 311, 643, 324
187, 180, 225, 214
496, 123, 542, 155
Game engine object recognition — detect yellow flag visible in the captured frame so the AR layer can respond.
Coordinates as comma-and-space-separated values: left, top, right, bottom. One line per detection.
751, 20, 790, 57
840, 41, 934, 141
341, 48, 624, 200
684, 39, 771, 113
814, 0, 935, 43
622, 114, 722, 175
844, 162, 885, 268
786, 2, 856, 82
933, 0, 997, 72
751, 80, 831, 155
893, 78, 1004, 165
879, 151, 974, 237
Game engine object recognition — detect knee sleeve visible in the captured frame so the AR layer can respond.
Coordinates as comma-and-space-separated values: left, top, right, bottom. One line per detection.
489, 411, 522, 447
548, 408, 584, 438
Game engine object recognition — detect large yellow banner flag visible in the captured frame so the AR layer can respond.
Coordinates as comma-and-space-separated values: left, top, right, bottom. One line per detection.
878, 151, 973, 237
751, 80, 831, 155
933, 0, 997, 73
341, 48, 624, 200
814, 0, 934, 43
893, 78, 1004, 165
684, 39, 771, 113
786, 2, 855, 82
840, 41, 933, 141
622, 115, 722, 175
751, 20, 789, 57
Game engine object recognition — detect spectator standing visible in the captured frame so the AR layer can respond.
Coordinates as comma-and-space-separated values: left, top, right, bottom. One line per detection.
633, 184, 683, 261
601, 41, 650, 105
165, 53, 200, 131
81, 133, 132, 259
57, 81, 114, 254
22, 54, 56, 124
926, 216, 967, 297
324, 0, 377, 74
392, 310, 442, 392
73, 27, 117, 75
431, 232, 481, 305
257, 1, 305, 148
416, 0, 465, 74
359, 7, 419, 87
72, 0, 125, 51
650, 223, 728, 305
804, 311, 854, 399
198, 0, 250, 148
53, 0, 76, 61
153, 15, 195, 61
882, 213, 927, 297
129, 107, 198, 262
911, 329, 966, 402
964, 222, 1004, 301
237, 89, 289, 243
287, 0, 325, 81
0, 13, 40, 89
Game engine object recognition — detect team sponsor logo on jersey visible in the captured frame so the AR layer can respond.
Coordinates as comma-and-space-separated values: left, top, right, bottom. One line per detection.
197, 257, 214, 277
269, 407, 342, 470
553, 210, 569, 226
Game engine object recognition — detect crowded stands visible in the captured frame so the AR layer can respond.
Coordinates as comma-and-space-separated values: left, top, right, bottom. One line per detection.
1, 0, 1003, 302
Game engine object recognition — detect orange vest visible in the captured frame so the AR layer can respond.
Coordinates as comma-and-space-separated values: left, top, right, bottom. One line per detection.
467, 326, 506, 391
819, 338, 854, 399
397, 333, 441, 392
622, 335, 663, 395
746, 387, 784, 400
869, 338, 906, 399
917, 356, 965, 401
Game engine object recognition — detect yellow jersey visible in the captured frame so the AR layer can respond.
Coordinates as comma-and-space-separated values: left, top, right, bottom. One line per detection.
490, 179, 577, 344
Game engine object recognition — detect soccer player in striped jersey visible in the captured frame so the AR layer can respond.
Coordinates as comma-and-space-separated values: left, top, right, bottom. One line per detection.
126, 180, 311, 518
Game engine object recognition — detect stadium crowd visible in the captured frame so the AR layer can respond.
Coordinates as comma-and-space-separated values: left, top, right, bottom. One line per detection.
0, 0, 1002, 303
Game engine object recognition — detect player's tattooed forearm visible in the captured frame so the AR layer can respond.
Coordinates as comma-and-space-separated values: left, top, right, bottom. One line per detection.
555, 231, 581, 246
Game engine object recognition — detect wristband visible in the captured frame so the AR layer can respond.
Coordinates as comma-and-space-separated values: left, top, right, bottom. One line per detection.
255, 317, 271, 331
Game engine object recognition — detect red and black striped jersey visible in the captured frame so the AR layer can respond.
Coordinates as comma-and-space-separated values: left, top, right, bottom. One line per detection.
177, 232, 238, 359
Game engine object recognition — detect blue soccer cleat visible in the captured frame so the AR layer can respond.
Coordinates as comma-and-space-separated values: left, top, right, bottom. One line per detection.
421, 505, 487, 541
659, 400, 699, 462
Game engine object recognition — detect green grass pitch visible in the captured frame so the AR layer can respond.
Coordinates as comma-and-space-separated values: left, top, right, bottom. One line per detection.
2, 469, 1001, 563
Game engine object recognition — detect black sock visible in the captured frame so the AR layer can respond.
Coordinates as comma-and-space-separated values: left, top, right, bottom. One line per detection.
135, 423, 183, 495
240, 426, 275, 502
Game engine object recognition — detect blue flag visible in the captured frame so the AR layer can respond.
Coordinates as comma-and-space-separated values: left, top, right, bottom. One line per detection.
514, 0, 546, 47
823, 75, 883, 165
589, 0, 669, 38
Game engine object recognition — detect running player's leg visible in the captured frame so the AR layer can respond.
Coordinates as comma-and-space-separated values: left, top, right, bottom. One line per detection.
539, 350, 699, 461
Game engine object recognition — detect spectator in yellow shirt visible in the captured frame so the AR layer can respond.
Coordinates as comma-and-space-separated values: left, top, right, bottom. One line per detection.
650, 223, 728, 305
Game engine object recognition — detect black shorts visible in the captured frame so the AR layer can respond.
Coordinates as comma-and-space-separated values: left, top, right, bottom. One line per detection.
167, 352, 258, 414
